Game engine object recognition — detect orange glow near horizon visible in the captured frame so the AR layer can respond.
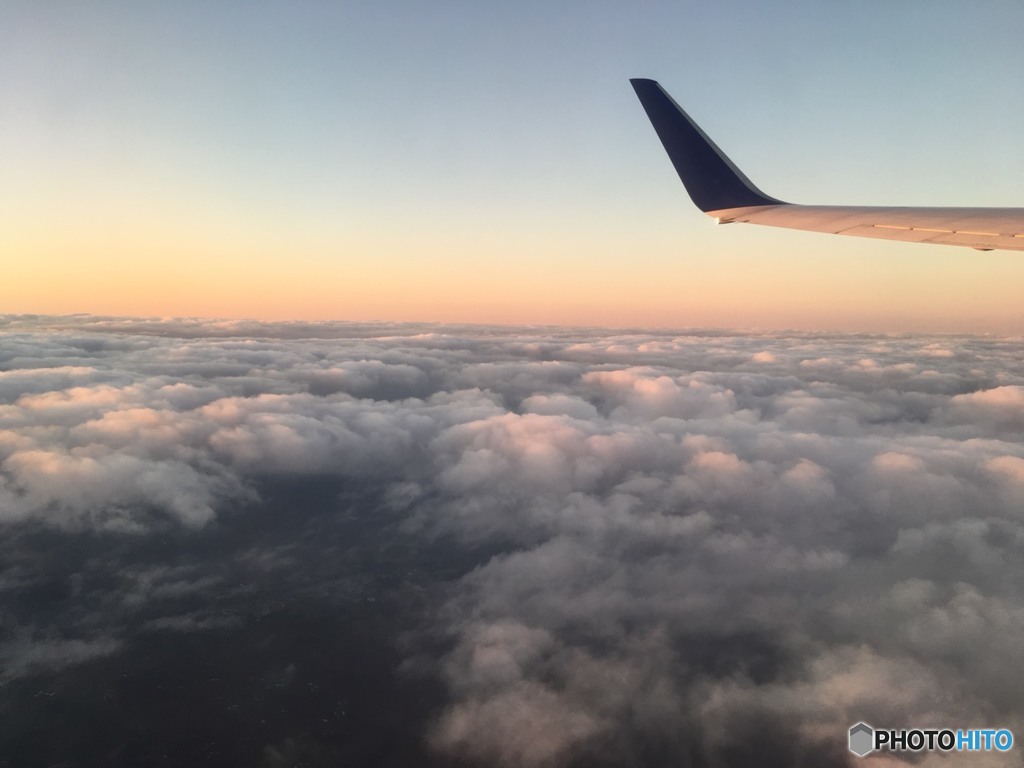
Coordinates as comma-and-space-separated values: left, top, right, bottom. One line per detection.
5, 200, 1024, 333
6, 242, 1024, 335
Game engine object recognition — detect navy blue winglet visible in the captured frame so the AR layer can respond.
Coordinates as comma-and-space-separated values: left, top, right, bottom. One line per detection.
630, 78, 786, 212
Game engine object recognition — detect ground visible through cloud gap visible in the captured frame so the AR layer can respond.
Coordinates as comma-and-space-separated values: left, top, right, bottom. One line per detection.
1, 315, 1023, 767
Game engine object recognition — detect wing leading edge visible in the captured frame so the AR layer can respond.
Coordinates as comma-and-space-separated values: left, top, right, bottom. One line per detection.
630, 78, 1024, 252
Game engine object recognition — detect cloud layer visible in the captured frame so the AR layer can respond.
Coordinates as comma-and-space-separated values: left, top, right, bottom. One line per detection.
2, 314, 1023, 766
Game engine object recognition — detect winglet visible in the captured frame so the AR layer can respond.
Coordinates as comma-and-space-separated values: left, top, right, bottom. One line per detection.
630, 79, 785, 213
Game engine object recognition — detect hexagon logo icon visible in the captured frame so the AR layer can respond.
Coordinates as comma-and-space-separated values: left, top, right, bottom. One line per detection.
849, 722, 875, 757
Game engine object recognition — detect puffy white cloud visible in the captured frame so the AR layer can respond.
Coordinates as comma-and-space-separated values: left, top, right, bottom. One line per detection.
946, 385, 1024, 432
3, 315, 1024, 766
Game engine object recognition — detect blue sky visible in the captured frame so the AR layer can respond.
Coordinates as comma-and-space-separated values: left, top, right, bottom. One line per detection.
4, 1, 1024, 329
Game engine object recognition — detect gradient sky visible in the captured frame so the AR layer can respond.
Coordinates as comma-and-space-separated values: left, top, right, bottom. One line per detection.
3, 0, 1024, 331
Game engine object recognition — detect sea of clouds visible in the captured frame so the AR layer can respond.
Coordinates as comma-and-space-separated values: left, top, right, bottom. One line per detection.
2, 314, 1023, 766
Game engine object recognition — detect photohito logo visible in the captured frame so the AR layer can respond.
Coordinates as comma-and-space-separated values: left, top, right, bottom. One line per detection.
848, 722, 1014, 757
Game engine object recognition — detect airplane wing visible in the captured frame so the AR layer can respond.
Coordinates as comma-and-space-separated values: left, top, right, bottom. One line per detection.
630, 78, 1024, 252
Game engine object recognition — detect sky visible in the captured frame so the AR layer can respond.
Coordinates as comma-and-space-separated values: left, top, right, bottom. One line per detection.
3, 1, 1024, 331
3, 315, 1024, 766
